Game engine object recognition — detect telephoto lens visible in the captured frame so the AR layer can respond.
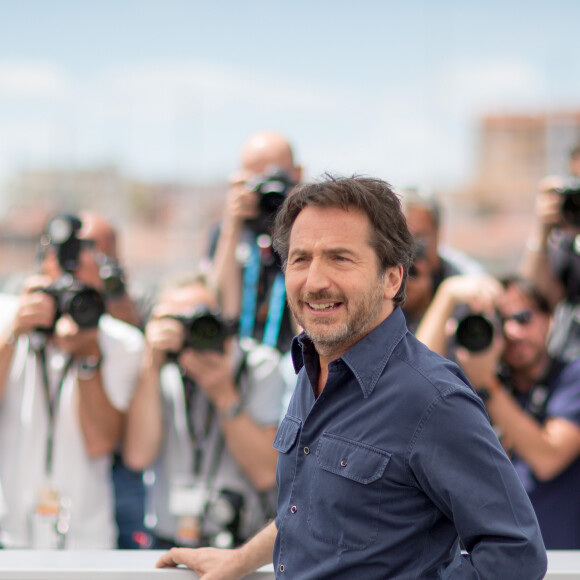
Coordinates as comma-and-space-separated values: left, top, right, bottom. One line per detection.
455, 313, 495, 352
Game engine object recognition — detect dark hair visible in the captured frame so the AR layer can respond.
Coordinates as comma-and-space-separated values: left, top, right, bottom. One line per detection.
272, 173, 415, 307
499, 275, 552, 315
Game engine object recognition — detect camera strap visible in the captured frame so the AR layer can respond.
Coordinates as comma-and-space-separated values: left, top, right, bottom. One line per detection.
240, 241, 286, 348
38, 347, 73, 477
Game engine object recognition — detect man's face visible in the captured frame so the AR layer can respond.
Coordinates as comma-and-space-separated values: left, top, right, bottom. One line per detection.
285, 205, 401, 360
497, 285, 550, 376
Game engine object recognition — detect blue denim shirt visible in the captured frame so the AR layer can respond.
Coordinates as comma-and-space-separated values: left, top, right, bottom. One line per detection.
273, 307, 546, 579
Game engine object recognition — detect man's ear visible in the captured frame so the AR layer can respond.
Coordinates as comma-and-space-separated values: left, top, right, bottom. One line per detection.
383, 265, 403, 300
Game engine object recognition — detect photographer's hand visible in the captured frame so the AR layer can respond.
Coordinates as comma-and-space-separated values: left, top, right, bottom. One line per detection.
179, 343, 278, 491
416, 274, 502, 357
520, 175, 567, 306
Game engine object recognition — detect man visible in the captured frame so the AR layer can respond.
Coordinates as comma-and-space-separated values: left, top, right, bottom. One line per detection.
520, 150, 580, 363
0, 212, 144, 549
402, 187, 484, 333
157, 175, 546, 578
416, 273, 580, 549
207, 131, 302, 354
123, 274, 285, 550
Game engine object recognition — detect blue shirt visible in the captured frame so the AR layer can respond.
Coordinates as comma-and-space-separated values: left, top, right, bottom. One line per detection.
273, 307, 546, 579
511, 358, 580, 549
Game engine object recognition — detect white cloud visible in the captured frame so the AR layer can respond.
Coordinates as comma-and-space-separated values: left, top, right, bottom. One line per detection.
0, 61, 71, 99
438, 58, 546, 114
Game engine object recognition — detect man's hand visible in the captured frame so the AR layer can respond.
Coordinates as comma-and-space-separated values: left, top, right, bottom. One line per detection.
456, 334, 504, 392
11, 275, 56, 336
144, 310, 185, 369
156, 547, 242, 580
52, 315, 101, 358
178, 343, 238, 411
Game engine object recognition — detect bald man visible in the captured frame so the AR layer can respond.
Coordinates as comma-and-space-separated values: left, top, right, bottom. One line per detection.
208, 131, 301, 354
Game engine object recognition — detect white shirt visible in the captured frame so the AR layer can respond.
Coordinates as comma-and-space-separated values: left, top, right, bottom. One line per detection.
0, 294, 144, 549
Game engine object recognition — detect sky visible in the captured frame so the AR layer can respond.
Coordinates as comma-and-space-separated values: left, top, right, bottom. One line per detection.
1, 0, 579, 200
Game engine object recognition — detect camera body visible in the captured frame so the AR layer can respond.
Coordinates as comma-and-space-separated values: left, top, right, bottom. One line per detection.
40, 275, 105, 330
170, 306, 237, 353
245, 168, 296, 234
455, 312, 497, 352
555, 178, 580, 227
97, 256, 126, 298
202, 489, 245, 548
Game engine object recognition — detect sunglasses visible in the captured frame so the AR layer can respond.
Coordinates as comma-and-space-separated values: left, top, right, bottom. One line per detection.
497, 310, 534, 326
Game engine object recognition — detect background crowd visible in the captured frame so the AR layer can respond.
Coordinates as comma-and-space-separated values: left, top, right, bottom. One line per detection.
0, 130, 579, 553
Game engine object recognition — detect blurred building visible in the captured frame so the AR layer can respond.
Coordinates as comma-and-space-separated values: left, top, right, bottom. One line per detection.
0, 166, 226, 292
437, 110, 580, 276
470, 110, 580, 213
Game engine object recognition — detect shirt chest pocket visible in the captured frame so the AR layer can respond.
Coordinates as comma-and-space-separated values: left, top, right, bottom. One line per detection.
308, 433, 391, 551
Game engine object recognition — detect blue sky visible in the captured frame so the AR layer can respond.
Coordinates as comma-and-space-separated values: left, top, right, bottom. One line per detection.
1, 0, 579, 195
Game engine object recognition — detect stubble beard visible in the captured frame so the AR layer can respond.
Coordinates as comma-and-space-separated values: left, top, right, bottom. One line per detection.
289, 278, 386, 357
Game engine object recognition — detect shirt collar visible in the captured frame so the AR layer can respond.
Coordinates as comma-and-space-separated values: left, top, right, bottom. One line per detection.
291, 306, 409, 398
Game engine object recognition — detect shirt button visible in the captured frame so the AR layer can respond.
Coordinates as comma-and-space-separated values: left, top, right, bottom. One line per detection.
303, 446, 310, 455
279, 564, 285, 573
340, 458, 348, 467
290, 505, 298, 514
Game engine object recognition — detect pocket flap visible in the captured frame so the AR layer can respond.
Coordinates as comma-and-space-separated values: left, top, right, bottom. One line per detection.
316, 433, 391, 484
273, 415, 302, 453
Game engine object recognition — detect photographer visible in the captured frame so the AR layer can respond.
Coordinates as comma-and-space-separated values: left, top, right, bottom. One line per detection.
0, 213, 144, 549
207, 131, 302, 354
416, 273, 580, 549
123, 273, 285, 550
401, 188, 484, 333
520, 145, 580, 363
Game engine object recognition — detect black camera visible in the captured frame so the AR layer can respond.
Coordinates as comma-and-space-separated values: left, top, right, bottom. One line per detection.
202, 489, 244, 549
41, 214, 84, 272
455, 313, 496, 352
40, 275, 106, 330
97, 255, 126, 298
245, 168, 296, 234
170, 306, 237, 353
555, 178, 580, 227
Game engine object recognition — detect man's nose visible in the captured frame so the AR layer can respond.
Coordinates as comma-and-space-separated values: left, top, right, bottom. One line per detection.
304, 258, 332, 291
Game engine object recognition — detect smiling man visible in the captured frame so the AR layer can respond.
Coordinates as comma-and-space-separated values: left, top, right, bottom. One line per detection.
157, 175, 546, 579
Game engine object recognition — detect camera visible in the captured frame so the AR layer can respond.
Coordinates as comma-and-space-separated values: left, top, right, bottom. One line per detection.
97, 255, 126, 298
202, 489, 244, 549
40, 275, 106, 330
555, 178, 580, 227
41, 214, 84, 272
245, 168, 296, 234
170, 306, 237, 353
455, 313, 496, 352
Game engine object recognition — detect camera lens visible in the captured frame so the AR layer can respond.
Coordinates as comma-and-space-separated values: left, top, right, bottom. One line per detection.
188, 314, 225, 351
60, 285, 105, 329
562, 192, 580, 227
455, 314, 495, 352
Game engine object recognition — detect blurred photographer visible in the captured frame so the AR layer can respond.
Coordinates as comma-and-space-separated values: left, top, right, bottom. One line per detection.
206, 131, 302, 355
123, 273, 285, 550
0, 212, 144, 549
416, 273, 580, 549
401, 188, 484, 333
520, 145, 580, 363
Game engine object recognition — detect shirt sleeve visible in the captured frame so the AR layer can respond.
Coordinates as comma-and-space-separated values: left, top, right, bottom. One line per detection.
547, 360, 580, 428
409, 388, 547, 580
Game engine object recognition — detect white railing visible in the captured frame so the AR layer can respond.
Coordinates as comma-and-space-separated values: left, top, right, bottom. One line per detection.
0, 550, 578, 578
